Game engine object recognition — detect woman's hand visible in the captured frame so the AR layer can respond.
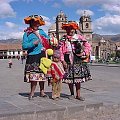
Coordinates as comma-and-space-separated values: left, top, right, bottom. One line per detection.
62, 60, 68, 69
33, 40, 39, 45
76, 53, 82, 57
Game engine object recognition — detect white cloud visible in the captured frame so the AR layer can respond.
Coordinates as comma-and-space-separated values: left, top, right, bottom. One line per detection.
102, 4, 120, 14
93, 15, 120, 34
40, 16, 53, 33
52, 16, 56, 21
62, 0, 120, 6
5, 22, 18, 29
38, 0, 54, 4
62, 0, 102, 6
62, 0, 120, 35
22, 0, 33, 3
0, 1, 16, 18
40, 15, 52, 27
8, 31, 23, 39
0, 0, 16, 3
76, 9, 94, 16
41, 15, 50, 21
0, 31, 23, 40
62, 0, 120, 17
52, 2, 61, 8
0, 15, 52, 39
44, 21, 52, 27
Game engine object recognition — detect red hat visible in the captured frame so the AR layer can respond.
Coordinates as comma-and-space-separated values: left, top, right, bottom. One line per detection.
24, 15, 45, 26
61, 22, 79, 31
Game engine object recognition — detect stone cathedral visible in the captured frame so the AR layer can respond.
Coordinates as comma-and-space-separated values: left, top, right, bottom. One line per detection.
48, 11, 117, 60
48, 11, 92, 44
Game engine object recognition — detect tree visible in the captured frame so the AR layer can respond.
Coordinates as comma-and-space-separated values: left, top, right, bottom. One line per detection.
116, 50, 120, 58
110, 53, 116, 58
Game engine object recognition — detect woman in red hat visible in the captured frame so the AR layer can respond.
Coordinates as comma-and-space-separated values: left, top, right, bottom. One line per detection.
60, 22, 92, 101
22, 15, 50, 100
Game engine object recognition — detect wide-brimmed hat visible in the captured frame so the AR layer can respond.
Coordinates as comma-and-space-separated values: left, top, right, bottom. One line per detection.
24, 15, 45, 26
61, 22, 79, 31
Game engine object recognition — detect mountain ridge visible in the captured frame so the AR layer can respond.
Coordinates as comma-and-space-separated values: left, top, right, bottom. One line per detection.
0, 34, 120, 43
0, 39, 22, 44
93, 34, 120, 42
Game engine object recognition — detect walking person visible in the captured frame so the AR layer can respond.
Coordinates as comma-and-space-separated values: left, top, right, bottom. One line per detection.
22, 15, 50, 100
8, 56, 13, 68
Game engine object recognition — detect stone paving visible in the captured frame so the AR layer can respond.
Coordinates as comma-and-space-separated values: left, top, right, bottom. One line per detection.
0, 59, 120, 119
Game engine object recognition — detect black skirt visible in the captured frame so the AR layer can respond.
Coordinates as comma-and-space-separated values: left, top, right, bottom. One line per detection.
63, 54, 92, 83
24, 51, 46, 82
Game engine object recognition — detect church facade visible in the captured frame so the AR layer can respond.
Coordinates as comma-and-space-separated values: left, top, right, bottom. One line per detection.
48, 11, 117, 61
48, 11, 92, 44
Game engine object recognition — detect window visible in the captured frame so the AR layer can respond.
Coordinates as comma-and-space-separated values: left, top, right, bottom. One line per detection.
85, 23, 89, 28
9, 51, 11, 55
18, 51, 20, 54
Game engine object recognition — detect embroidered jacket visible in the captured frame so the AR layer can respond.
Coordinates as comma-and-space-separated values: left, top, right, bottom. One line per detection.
22, 28, 50, 55
48, 61, 65, 82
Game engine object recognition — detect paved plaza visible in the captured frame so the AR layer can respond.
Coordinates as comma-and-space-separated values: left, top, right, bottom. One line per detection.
0, 59, 120, 120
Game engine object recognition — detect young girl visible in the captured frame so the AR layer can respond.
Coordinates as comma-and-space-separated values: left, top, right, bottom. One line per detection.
48, 50, 65, 100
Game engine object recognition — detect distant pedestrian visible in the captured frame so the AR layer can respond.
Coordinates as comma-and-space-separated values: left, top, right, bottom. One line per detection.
17, 56, 20, 60
21, 56, 24, 64
8, 56, 12, 68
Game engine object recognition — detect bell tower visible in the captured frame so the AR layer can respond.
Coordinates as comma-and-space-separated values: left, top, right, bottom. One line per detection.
56, 11, 67, 40
79, 11, 93, 45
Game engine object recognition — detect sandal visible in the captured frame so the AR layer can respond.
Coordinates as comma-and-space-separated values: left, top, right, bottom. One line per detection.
28, 96, 34, 100
52, 97, 59, 101
68, 95, 75, 100
76, 96, 85, 101
40, 94, 48, 98
56, 97, 63, 100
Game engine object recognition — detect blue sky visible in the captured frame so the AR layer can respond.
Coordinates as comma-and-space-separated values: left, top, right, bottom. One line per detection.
1, 0, 120, 40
